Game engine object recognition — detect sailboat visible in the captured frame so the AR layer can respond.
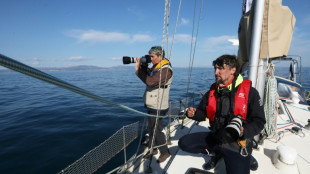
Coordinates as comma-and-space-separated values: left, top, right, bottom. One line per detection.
1, 0, 310, 173
111, 0, 310, 173
56, 0, 310, 173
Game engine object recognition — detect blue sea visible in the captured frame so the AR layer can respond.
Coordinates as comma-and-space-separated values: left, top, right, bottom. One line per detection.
1, 66, 310, 174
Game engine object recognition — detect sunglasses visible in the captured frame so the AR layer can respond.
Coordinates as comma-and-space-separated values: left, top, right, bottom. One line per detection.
149, 46, 162, 55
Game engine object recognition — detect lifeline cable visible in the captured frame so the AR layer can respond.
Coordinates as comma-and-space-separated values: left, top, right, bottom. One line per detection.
0, 53, 167, 118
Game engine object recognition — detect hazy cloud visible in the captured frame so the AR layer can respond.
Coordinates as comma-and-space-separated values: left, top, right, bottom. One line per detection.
32, 61, 39, 65
303, 14, 310, 25
180, 18, 189, 25
127, 6, 145, 20
32, 57, 42, 65
67, 29, 154, 44
171, 34, 195, 44
201, 35, 239, 53
289, 29, 310, 56
69, 56, 89, 61
111, 57, 122, 61
132, 34, 155, 42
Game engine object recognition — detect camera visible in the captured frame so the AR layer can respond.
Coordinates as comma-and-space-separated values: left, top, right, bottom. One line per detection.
122, 55, 151, 65
224, 115, 243, 141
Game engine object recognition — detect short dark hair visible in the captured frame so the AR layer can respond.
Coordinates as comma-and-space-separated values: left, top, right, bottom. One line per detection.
212, 54, 239, 70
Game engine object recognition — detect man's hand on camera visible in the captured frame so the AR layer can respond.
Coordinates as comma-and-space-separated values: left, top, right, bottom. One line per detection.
135, 58, 141, 71
187, 107, 196, 118
240, 126, 244, 137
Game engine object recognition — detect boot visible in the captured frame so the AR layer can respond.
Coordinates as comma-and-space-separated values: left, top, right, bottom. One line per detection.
202, 156, 217, 170
157, 153, 171, 163
250, 155, 258, 171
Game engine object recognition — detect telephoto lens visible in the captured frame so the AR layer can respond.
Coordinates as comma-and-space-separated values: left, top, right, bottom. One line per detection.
122, 56, 136, 64
224, 115, 243, 141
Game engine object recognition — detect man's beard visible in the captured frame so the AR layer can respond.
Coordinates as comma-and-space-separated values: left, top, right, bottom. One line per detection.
215, 76, 223, 84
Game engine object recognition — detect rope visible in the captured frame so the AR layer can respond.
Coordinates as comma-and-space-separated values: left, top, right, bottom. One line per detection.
262, 66, 278, 136
0, 53, 168, 118
284, 102, 310, 112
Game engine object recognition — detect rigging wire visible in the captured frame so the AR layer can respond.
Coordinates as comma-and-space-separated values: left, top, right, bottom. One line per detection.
168, 0, 182, 61
185, 0, 204, 107
156, 0, 171, 114
147, 0, 173, 170
147, 0, 184, 169
147, 0, 173, 167
158, 0, 183, 113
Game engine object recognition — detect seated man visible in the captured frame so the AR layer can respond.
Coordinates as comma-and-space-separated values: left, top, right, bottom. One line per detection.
186, 55, 266, 174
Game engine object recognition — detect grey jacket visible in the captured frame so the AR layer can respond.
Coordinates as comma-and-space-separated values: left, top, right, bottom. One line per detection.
137, 60, 173, 110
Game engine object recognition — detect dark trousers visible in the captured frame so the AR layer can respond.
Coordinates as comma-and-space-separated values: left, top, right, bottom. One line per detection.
206, 134, 251, 174
147, 110, 169, 154
179, 132, 251, 174
220, 147, 251, 174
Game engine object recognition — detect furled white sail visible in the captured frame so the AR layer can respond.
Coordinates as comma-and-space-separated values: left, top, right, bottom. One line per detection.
238, 0, 296, 69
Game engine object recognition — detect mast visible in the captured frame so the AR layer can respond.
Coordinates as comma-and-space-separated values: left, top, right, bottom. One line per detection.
248, 0, 265, 89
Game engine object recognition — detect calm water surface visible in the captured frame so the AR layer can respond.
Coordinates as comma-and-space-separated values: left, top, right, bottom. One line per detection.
0, 66, 309, 173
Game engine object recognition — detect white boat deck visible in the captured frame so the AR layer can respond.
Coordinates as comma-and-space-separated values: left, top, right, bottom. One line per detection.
251, 102, 310, 174
129, 102, 310, 174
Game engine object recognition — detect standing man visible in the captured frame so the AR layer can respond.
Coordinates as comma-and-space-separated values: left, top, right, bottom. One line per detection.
135, 46, 173, 163
187, 55, 265, 173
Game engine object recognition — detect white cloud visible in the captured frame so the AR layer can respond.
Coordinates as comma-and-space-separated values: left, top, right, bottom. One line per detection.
180, 18, 189, 25
171, 34, 194, 44
69, 30, 130, 43
69, 56, 89, 61
228, 39, 239, 46
67, 29, 154, 44
132, 34, 155, 42
201, 35, 239, 53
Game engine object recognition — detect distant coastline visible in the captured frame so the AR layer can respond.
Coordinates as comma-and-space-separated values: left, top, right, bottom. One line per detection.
0, 65, 215, 72
0, 65, 134, 72
1, 65, 308, 72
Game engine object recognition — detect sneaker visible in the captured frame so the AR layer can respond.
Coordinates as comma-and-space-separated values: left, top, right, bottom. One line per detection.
143, 149, 158, 159
202, 156, 216, 170
157, 153, 171, 163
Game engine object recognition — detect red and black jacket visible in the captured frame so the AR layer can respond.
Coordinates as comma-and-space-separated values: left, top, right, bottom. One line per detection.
206, 79, 251, 126
189, 77, 265, 141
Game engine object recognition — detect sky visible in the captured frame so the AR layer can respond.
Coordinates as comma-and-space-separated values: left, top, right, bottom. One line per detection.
0, 0, 310, 68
